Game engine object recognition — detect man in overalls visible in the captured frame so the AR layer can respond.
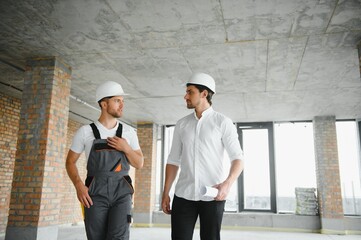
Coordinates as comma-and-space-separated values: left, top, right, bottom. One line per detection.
66, 81, 144, 240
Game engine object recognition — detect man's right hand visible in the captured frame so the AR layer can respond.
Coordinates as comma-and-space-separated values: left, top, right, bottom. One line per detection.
75, 181, 93, 208
161, 194, 171, 214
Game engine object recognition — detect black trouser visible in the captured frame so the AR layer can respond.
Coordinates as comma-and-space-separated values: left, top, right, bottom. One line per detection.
171, 195, 225, 240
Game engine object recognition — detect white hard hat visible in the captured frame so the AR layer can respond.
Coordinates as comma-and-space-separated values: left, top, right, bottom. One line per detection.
95, 81, 128, 102
187, 73, 216, 93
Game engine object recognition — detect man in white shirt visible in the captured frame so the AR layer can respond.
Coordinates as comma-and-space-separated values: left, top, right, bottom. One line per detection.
66, 81, 144, 240
161, 73, 244, 240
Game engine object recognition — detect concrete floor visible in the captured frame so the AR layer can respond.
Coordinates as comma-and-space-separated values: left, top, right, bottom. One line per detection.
57, 225, 361, 240
1, 224, 361, 240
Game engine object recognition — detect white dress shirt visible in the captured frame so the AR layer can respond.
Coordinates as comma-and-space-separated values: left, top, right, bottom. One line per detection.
167, 107, 244, 201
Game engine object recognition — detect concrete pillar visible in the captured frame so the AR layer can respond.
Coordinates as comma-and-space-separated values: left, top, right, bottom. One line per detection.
313, 116, 344, 234
133, 123, 157, 226
5, 57, 72, 240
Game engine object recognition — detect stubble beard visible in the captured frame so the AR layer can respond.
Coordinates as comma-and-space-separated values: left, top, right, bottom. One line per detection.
186, 101, 194, 109
108, 108, 122, 118
186, 102, 195, 109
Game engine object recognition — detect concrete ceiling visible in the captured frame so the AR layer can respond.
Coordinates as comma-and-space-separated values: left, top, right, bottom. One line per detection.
0, 0, 361, 126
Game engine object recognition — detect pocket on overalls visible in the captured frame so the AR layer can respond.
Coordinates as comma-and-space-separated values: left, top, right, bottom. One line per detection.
122, 175, 134, 194
85, 176, 96, 195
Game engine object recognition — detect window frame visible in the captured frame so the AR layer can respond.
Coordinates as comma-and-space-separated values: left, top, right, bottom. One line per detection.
237, 122, 277, 213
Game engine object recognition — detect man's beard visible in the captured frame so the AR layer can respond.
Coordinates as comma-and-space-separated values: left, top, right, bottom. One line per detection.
186, 101, 195, 109
108, 108, 122, 118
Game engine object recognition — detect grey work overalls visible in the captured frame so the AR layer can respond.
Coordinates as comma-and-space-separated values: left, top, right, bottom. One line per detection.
84, 123, 134, 240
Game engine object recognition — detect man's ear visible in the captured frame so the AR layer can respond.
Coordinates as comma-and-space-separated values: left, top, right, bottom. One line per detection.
100, 100, 107, 109
201, 89, 208, 98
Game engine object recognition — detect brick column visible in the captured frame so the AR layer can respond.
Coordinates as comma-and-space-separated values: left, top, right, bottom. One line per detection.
5, 57, 71, 240
133, 123, 157, 225
313, 116, 344, 234
0, 94, 21, 235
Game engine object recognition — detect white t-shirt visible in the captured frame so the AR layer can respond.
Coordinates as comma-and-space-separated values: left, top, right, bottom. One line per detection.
70, 121, 140, 161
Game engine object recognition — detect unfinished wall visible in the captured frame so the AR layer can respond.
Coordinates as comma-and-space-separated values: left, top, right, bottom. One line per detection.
0, 93, 21, 235
0, 91, 87, 236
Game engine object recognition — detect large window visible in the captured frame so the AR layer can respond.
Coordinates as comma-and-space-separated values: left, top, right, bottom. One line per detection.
237, 122, 276, 212
156, 126, 176, 210
155, 125, 166, 210
157, 120, 361, 215
274, 122, 317, 213
223, 152, 239, 212
336, 121, 361, 216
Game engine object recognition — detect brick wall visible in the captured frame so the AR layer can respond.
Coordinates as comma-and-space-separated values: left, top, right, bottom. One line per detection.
0, 93, 21, 235
0, 92, 88, 234
59, 119, 87, 225
133, 124, 157, 223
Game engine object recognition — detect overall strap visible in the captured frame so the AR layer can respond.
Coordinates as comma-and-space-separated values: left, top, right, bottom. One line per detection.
116, 123, 123, 138
90, 122, 122, 139
90, 123, 101, 139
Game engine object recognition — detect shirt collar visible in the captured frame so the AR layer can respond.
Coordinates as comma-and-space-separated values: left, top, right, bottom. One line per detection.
193, 106, 213, 120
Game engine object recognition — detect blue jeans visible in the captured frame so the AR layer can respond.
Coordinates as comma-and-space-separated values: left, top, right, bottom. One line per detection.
171, 195, 225, 240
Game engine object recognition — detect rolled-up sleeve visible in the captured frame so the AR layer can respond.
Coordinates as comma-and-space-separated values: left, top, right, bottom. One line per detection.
167, 123, 182, 166
222, 118, 244, 162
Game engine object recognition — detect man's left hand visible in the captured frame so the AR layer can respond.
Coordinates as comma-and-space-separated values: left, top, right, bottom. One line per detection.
213, 181, 231, 201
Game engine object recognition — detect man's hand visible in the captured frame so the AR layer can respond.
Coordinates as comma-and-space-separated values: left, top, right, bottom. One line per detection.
107, 136, 130, 153
213, 181, 231, 201
107, 136, 144, 169
213, 159, 244, 201
75, 181, 93, 208
161, 193, 172, 214
66, 150, 94, 208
